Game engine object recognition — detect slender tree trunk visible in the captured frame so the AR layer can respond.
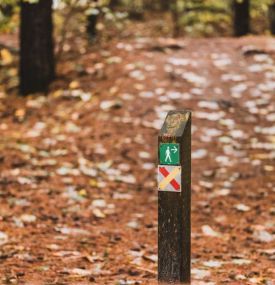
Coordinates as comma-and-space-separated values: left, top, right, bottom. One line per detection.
268, 4, 275, 35
232, 0, 250, 36
160, 0, 169, 11
129, 0, 144, 20
171, 0, 180, 37
143, 0, 155, 10
87, 13, 98, 40
109, 0, 120, 9
20, 0, 55, 95
0, 4, 13, 17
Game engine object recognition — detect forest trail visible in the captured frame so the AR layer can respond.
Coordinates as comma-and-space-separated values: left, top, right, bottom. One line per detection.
0, 36, 274, 284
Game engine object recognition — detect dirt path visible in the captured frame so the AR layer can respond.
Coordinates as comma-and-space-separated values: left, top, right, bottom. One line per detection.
0, 36, 274, 285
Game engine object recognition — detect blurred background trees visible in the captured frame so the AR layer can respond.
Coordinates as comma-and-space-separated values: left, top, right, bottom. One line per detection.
1, 0, 274, 38
0, 0, 274, 96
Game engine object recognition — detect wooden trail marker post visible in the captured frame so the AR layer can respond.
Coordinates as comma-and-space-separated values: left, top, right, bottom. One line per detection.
158, 110, 191, 283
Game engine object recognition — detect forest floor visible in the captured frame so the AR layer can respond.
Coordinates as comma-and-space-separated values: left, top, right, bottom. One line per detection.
0, 31, 275, 285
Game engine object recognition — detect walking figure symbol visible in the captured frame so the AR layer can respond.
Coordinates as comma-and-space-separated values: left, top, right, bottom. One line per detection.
159, 143, 179, 165
165, 146, 172, 163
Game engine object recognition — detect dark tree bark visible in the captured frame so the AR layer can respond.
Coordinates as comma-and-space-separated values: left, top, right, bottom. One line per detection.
171, 0, 180, 37
129, 0, 144, 21
0, 4, 13, 17
268, 4, 275, 35
87, 13, 98, 40
232, 0, 250, 36
143, 0, 156, 10
87, 0, 100, 41
160, 0, 169, 11
20, 0, 55, 95
109, 0, 120, 9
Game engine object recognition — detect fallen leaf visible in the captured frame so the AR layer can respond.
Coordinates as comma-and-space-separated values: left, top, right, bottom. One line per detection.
201, 225, 222, 238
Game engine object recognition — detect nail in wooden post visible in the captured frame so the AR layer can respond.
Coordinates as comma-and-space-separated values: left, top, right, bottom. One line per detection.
158, 110, 191, 283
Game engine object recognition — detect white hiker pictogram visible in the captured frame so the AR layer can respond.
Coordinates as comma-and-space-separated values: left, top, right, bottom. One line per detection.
165, 146, 172, 163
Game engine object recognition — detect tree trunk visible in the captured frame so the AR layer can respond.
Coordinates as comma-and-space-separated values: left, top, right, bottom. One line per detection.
87, 13, 98, 40
129, 0, 144, 20
160, 0, 169, 11
0, 4, 13, 17
143, 0, 155, 10
171, 0, 180, 37
232, 0, 250, 36
109, 0, 120, 9
20, 0, 55, 95
268, 4, 275, 35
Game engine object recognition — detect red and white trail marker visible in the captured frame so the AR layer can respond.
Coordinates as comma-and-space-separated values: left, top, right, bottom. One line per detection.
158, 165, 182, 192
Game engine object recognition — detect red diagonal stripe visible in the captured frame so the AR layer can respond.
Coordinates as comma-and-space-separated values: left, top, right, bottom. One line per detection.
159, 167, 180, 191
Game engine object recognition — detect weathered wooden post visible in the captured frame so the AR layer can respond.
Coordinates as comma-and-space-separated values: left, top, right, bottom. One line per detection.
158, 110, 191, 283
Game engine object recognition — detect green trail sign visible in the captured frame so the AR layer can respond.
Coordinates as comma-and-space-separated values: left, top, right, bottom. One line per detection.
159, 143, 180, 165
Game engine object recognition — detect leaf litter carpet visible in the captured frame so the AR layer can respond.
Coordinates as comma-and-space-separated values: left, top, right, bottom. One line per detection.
0, 36, 274, 284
